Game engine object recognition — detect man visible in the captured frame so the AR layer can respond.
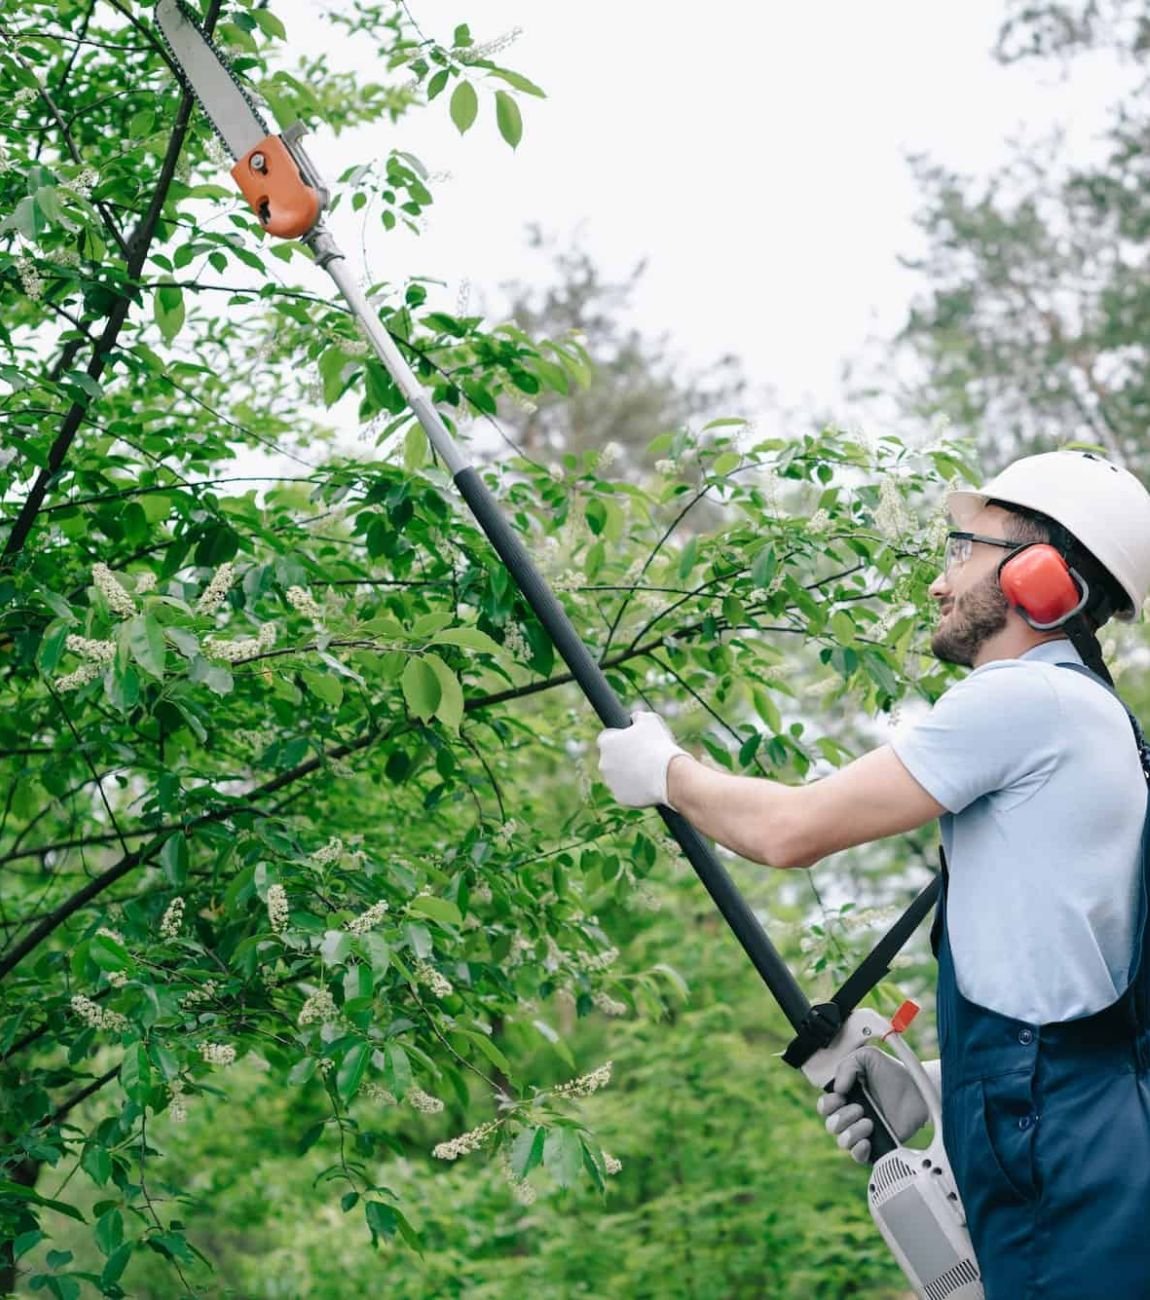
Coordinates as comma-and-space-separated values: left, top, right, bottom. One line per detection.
597, 451, 1150, 1299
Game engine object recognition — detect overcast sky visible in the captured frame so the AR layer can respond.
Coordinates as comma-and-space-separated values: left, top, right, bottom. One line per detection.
261, 0, 1129, 458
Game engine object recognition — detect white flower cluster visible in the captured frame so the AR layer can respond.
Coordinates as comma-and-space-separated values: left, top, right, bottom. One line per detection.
494, 819, 517, 848
318, 1057, 334, 1076
874, 476, 910, 540
363, 1082, 398, 1105
93, 563, 135, 617
14, 86, 38, 105
346, 900, 389, 935
182, 979, 218, 1007
285, 586, 324, 620
471, 881, 493, 905
60, 167, 97, 199
499, 1148, 537, 1205
298, 988, 339, 1026
407, 1086, 444, 1114
456, 26, 523, 63
655, 459, 678, 477
267, 884, 289, 932
509, 933, 536, 964
159, 897, 184, 940
575, 946, 618, 974
603, 1153, 622, 1176
455, 277, 471, 316
206, 135, 230, 168
310, 837, 344, 867
16, 256, 43, 301
204, 622, 275, 663
71, 994, 127, 1033
135, 572, 158, 595
553, 1061, 612, 1099
502, 623, 530, 661
169, 1079, 187, 1124
105, 970, 128, 989
591, 990, 627, 1017
200, 1042, 236, 1067
807, 509, 831, 534
598, 441, 624, 471
432, 1119, 497, 1161
95, 926, 124, 945
195, 562, 235, 615
414, 961, 453, 998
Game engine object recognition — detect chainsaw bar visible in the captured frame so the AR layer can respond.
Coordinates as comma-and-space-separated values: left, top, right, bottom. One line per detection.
154, 0, 269, 159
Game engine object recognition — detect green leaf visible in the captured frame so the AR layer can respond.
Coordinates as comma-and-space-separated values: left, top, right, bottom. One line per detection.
159, 831, 188, 887
429, 627, 503, 656
337, 1042, 371, 1102
401, 657, 440, 720
487, 67, 546, 97
154, 283, 185, 346
678, 536, 699, 580
543, 1127, 585, 1188
509, 1125, 545, 1179
424, 652, 463, 733
457, 1028, 512, 1076
365, 1199, 398, 1245
321, 930, 352, 966
120, 1041, 151, 1103
384, 1043, 412, 1098
0, 1181, 85, 1224
128, 614, 165, 680
408, 895, 462, 926
751, 546, 778, 589
494, 90, 523, 148
95, 1208, 123, 1257
301, 669, 343, 708
449, 81, 478, 134
89, 932, 131, 973
100, 1243, 133, 1288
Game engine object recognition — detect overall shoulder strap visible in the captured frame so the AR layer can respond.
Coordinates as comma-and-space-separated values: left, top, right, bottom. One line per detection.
1057, 661, 1150, 783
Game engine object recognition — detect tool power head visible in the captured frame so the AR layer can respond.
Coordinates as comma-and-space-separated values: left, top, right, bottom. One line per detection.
801, 1008, 984, 1300
869, 1144, 982, 1299
154, 0, 328, 238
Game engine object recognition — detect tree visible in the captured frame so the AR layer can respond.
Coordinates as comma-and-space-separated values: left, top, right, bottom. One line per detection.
0, 2, 971, 1295
892, 0, 1150, 476
495, 226, 747, 471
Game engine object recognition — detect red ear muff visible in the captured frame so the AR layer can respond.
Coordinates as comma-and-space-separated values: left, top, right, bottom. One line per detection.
997, 543, 1089, 630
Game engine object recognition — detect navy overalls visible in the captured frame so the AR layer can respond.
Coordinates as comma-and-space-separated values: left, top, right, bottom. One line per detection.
931, 662, 1150, 1300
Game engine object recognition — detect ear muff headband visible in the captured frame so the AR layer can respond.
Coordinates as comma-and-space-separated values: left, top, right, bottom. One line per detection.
997, 542, 1090, 630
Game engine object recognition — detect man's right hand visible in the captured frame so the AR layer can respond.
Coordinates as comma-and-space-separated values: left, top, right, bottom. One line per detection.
816, 1046, 932, 1164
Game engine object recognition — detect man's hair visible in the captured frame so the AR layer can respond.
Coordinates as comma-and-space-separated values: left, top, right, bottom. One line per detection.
989, 499, 1129, 630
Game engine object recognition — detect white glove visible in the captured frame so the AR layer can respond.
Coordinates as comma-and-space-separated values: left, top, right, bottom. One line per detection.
596, 710, 689, 808
816, 1046, 934, 1165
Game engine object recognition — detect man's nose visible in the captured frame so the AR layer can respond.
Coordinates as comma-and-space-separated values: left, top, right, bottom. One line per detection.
928, 571, 950, 601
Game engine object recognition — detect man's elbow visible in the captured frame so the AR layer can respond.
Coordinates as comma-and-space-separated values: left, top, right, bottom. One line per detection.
756, 814, 820, 871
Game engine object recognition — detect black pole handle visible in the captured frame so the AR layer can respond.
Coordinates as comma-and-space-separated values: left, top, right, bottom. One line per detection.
454, 466, 812, 1030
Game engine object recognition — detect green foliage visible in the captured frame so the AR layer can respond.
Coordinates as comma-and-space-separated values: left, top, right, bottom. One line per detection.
0, 2, 977, 1296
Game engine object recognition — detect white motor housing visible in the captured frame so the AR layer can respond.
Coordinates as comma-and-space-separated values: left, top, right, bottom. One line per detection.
803, 1008, 983, 1300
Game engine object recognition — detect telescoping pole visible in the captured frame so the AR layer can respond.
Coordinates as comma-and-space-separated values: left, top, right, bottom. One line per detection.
308, 228, 815, 1030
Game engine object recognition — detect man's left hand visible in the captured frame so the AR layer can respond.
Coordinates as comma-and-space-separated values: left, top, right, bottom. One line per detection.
596, 710, 688, 808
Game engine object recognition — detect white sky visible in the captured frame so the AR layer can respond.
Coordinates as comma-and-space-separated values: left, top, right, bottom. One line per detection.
266, 0, 1128, 433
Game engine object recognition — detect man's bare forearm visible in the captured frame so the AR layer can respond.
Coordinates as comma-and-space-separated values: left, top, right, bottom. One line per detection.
666, 755, 799, 867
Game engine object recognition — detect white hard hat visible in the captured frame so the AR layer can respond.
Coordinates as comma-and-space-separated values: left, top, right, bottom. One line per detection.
947, 451, 1150, 621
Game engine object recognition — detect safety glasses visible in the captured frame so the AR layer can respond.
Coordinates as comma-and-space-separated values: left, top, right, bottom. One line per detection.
944, 530, 1023, 572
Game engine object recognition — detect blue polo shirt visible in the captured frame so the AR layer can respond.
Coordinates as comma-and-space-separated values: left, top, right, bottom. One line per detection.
889, 639, 1147, 1024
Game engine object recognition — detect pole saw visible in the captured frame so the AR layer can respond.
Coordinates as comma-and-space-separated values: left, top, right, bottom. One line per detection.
152, 5, 981, 1294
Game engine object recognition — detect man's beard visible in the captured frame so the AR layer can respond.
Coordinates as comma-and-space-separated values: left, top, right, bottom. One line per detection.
931, 570, 1010, 668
